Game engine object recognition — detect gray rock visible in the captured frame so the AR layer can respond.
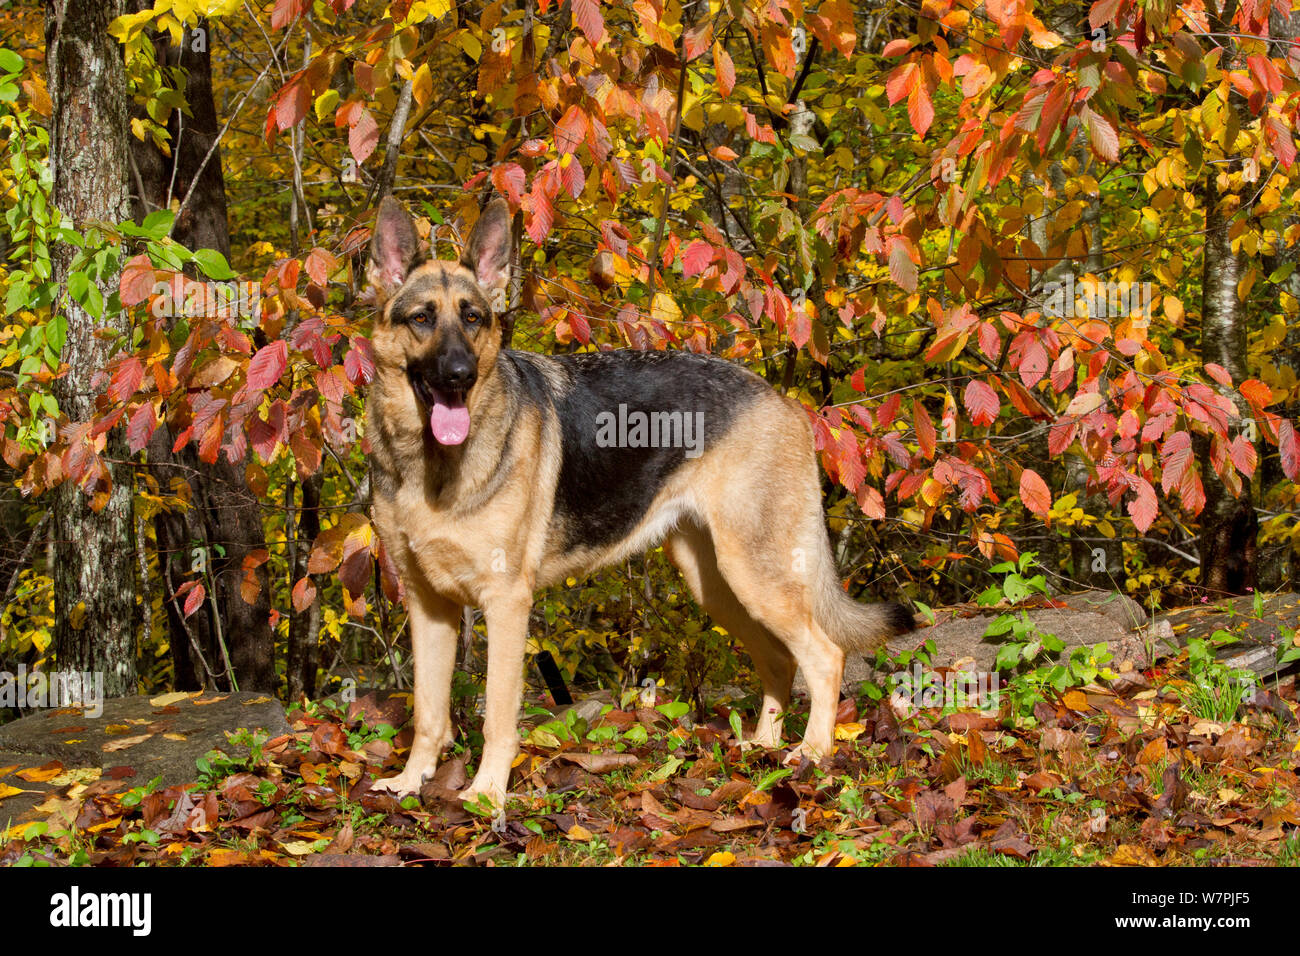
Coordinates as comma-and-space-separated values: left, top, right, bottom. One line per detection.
0, 692, 290, 822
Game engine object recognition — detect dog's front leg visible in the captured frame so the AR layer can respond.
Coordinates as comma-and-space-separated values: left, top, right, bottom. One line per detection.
460, 586, 532, 807
373, 585, 460, 796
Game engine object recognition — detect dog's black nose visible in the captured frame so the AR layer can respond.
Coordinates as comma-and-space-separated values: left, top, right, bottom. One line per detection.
441, 357, 477, 391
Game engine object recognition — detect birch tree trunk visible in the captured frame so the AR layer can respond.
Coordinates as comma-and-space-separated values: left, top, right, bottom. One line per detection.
45, 0, 137, 694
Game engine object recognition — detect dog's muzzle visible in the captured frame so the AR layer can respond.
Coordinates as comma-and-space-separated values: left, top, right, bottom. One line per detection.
408, 354, 476, 446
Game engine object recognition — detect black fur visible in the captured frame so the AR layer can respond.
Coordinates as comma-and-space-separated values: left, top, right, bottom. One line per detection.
501, 350, 767, 551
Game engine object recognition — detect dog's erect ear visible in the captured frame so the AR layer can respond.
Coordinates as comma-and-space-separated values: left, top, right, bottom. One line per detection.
460, 198, 512, 299
367, 197, 422, 303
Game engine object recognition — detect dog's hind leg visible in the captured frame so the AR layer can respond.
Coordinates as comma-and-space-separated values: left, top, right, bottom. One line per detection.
700, 511, 846, 763
460, 584, 532, 807
373, 583, 460, 795
664, 525, 795, 749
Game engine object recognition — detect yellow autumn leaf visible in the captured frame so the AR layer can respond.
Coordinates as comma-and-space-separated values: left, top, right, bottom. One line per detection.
0, 782, 32, 800
705, 851, 735, 866
1061, 691, 1090, 711
15, 762, 63, 783
412, 63, 432, 108
566, 824, 593, 842
102, 733, 152, 752
46, 768, 101, 787
280, 839, 330, 856
651, 292, 681, 326
834, 722, 866, 741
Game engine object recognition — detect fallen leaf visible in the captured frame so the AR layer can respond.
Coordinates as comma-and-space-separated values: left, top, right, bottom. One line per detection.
834, 722, 866, 741
1107, 844, 1160, 866
15, 761, 63, 782
149, 691, 197, 707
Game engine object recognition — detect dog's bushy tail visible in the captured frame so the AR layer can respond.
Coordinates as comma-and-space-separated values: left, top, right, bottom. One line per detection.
813, 565, 913, 654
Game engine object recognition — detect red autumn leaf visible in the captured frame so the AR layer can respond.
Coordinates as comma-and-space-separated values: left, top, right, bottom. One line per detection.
913, 400, 936, 459
1089, 0, 1122, 30
963, 379, 1000, 427
247, 340, 288, 393
683, 22, 713, 61
349, 108, 379, 164
108, 357, 145, 403
304, 247, 336, 287
1019, 468, 1051, 517
1203, 363, 1233, 387
292, 576, 317, 613
886, 61, 916, 106
182, 582, 206, 619
271, 0, 307, 30
681, 240, 714, 277
572, 0, 606, 45
1086, 108, 1119, 163
491, 163, 526, 205
273, 77, 309, 132
1229, 434, 1257, 478
807, 0, 857, 58
343, 339, 376, 386
561, 156, 585, 199
1127, 477, 1158, 533
555, 105, 587, 155
857, 484, 886, 520
1160, 431, 1193, 496
1280, 419, 1299, 480
907, 80, 934, 138
888, 236, 918, 292
1239, 378, 1272, 408
1265, 114, 1296, 169
120, 253, 156, 307
126, 402, 157, 455
525, 186, 554, 243
713, 42, 735, 98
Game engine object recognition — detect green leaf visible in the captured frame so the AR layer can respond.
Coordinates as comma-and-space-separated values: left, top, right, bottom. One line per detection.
656, 700, 689, 720
0, 49, 21, 74
754, 768, 793, 791
193, 248, 237, 280
141, 209, 175, 238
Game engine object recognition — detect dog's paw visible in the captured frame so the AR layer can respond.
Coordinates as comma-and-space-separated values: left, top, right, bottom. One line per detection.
782, 741, 830, 766
458, 778, 507, 810
371, 765, 434, 796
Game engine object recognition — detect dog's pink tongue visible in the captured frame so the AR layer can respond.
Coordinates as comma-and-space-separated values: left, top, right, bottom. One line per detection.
430, 396, 470, 445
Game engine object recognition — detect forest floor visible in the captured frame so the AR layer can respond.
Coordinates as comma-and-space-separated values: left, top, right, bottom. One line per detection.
2, 649, 1298, 867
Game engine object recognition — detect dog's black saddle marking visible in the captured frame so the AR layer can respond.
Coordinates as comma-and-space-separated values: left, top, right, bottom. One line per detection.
505, 349, 766, 552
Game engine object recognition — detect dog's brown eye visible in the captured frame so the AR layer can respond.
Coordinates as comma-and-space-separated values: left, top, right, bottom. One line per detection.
409, 310, 432, 326
464, 311, 480, 325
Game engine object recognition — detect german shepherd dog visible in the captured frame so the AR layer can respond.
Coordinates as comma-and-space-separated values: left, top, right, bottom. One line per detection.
366, 196, 912, 804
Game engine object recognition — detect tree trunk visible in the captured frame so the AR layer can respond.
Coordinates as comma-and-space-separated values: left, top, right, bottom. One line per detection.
286, 473, 323, 700
46, 0, 137, 695
1197, 176, 1257, 594
128, 17, 275, 691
